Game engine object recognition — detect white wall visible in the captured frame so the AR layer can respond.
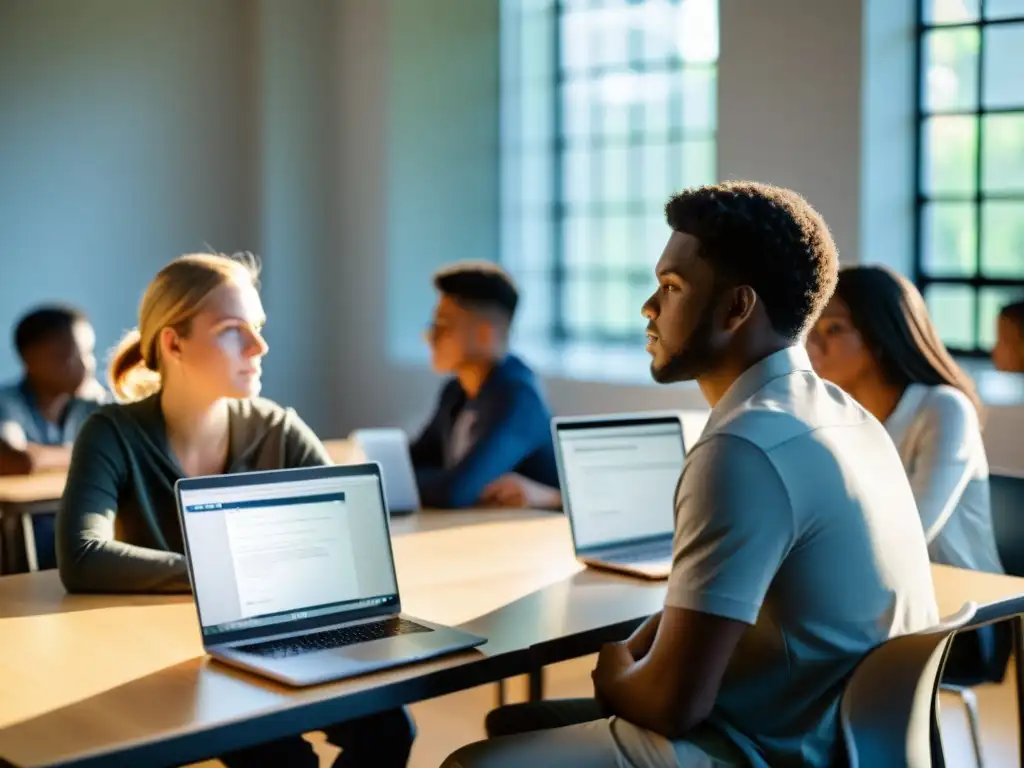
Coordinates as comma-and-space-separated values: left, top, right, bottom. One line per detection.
717, 0, 863, 264
1, 0, 1022, 469
0, 0, 344, 433
256, 0, 342, 429
861, 0, 916, 276
331, 0, 502, 437
0, 0, 258, 382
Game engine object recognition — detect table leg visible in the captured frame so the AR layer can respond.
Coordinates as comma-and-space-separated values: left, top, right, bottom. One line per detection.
1014, 616, 1024, 768
21, 511, 38, 572
528, 666, 544, 702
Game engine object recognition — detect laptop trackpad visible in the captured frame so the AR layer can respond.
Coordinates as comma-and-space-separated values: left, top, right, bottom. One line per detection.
333, 630, 440, 663
227, 630, 446, 679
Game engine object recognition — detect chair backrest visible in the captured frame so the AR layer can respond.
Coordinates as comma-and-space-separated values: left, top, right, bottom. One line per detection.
841, 603, 977, 768
991, 471, 1024, 577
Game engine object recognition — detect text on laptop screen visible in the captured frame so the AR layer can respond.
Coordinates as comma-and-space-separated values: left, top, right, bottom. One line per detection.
557, 419, 683, 551
179, 474, 398, 636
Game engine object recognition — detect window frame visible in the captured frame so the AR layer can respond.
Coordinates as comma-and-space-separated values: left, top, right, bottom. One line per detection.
913, 0, 1024, 356
501, 0, 718, 349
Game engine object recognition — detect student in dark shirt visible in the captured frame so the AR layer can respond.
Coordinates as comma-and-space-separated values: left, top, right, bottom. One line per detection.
412, 262, 558, 509
0, 305, 105, 570
993, 300, 1024, 373
57, 252, 413, 768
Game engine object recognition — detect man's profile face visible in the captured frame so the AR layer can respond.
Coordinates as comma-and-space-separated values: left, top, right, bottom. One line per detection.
426, 295, 489, 373
24, 320, 96, 395
641, 232, 721, 383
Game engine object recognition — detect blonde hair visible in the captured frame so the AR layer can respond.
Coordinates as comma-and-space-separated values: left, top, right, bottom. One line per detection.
109, 252, 260, 402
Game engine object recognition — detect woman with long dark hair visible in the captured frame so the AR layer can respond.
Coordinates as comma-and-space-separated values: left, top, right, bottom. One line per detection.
807, 265, 1002, 574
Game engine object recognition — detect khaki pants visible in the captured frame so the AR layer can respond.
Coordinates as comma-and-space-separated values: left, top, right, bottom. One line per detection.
442, 699, 749, 768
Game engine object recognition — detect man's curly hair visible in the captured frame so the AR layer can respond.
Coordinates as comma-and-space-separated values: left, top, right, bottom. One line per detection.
665, 181, 839, 340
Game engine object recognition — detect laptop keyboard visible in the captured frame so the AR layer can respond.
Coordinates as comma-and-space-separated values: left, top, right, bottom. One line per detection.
236, 617, 432, 659
611, 542, 672, 563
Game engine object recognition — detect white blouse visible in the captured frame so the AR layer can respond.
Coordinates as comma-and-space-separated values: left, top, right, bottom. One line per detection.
885, 383, 1004, 574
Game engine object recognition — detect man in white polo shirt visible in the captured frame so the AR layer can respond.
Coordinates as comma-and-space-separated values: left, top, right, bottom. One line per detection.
443, 182, 939, 767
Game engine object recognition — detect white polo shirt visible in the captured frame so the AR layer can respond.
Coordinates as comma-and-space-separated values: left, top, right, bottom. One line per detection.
885, 383, 1003, 574
666, 347, 938, 767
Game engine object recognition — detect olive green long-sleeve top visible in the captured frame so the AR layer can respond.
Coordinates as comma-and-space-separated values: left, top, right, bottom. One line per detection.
56, 394, 331, 594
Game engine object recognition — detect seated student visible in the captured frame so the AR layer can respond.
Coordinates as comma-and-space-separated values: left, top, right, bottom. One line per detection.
412, 261, 558, 508
443, 182, 938, 768
808, 265, 1003, 575
0, 305, 105, 570
993, 299, 1024, 373
57, 253, 414, 768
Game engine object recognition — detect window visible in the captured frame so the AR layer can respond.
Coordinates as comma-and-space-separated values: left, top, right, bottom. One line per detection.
501, 0, 718, 353
916, 0, 1024, 354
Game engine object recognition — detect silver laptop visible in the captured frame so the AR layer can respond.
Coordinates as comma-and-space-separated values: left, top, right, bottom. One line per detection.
174, 464, 485, 687
349, 428, 421, 515
553, 412, 687, 580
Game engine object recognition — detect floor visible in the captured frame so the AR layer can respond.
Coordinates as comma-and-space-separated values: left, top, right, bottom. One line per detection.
192, 654, 1020, 766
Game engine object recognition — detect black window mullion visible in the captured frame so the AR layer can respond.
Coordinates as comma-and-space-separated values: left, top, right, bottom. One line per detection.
913, 0, 926, 289
552, 0, 567, 342
972, 0, 986, 348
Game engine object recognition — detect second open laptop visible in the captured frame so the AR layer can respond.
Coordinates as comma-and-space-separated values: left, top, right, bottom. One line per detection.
553, 412, 689, 580
348, 428, 421, 515
174, 463, 484, 687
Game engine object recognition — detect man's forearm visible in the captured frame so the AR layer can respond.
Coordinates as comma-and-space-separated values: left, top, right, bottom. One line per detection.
596, 659, 673, 735
25, 443, 74, 473
597, 657, 697, 740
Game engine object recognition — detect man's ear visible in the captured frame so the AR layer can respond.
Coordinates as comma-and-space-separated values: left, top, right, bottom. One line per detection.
476, 321, 497, 349
723, 285, 757, 332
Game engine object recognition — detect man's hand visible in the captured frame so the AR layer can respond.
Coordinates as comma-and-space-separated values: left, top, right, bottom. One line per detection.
480, 474, 563, 509
480, 474, 530, 508
591, 641, 634, 714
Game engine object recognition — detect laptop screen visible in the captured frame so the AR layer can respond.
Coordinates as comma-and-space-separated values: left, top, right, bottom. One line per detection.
555, 417, 684, 552
178, 469, 399, 638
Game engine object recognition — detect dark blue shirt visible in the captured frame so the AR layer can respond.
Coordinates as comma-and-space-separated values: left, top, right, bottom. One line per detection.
411, 355, 558, 508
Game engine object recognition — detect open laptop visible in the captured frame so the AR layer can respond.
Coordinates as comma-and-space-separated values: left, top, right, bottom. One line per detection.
349, 428, 420, 515
553, 412, 688, 580
174, 463, 485, 687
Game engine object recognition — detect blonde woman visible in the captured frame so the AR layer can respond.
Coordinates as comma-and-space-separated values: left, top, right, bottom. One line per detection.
57, 253, 414, 767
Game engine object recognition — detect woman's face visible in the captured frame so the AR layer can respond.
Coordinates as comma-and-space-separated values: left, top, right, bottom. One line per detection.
993, 314, 1024, 373
807, 297, 877, 390
160, 280, 268, 400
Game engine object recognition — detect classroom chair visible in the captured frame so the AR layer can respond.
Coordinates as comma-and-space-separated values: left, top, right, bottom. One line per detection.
841, 596, 1024, 768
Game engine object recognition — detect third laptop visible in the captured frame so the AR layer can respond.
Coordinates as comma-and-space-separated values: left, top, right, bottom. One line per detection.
553, 412, 688, 580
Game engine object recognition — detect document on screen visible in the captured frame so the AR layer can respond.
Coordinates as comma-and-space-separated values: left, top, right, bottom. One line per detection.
224, 496, 359, 618
563, 429, 682, 549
